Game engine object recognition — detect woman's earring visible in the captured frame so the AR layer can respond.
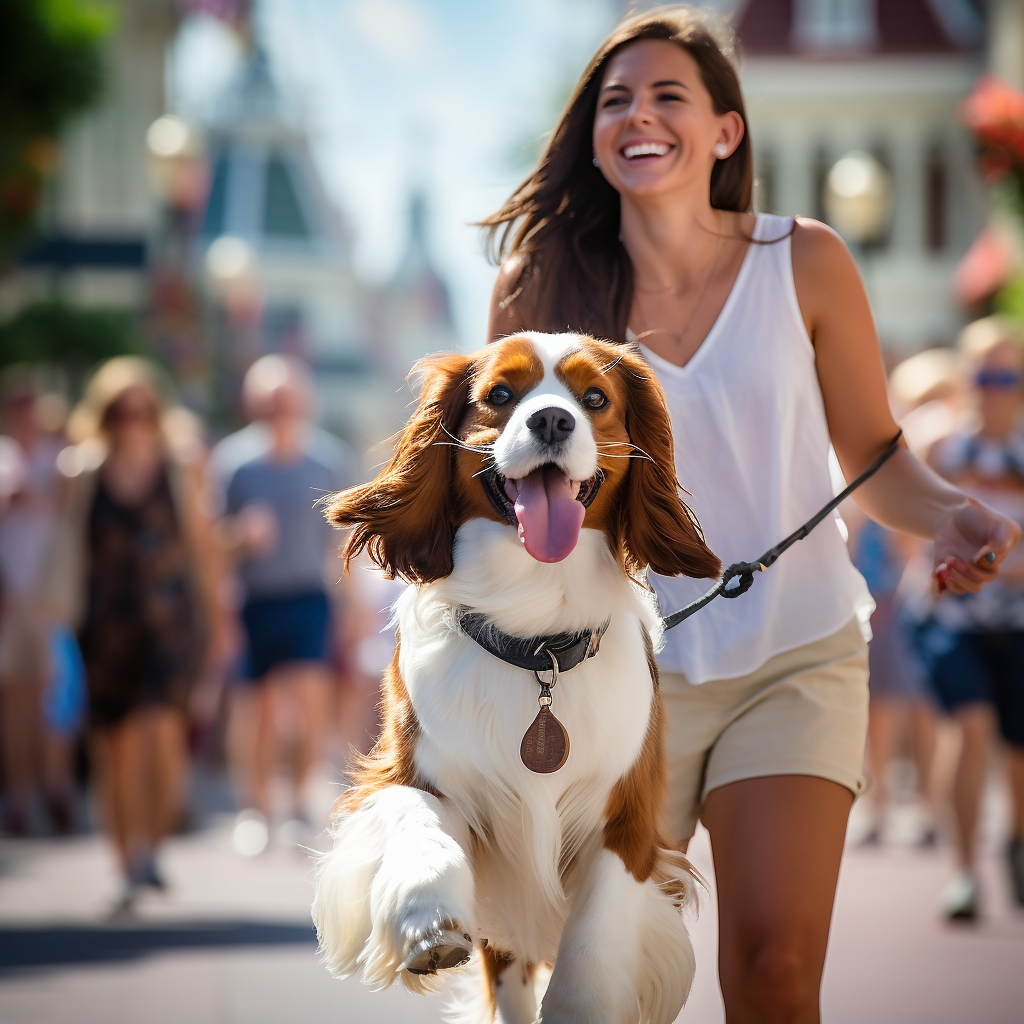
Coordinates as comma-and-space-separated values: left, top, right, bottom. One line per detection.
714, 144, 728, 158
593, 156, 600, 167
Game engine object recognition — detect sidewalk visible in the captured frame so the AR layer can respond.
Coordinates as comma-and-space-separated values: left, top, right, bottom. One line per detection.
1, 772, 1022, 1023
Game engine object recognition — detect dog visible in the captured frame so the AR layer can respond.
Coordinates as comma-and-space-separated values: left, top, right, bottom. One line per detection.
312, 332, 720, 1023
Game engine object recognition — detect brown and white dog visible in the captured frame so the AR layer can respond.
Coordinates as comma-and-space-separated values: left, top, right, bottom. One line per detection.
312, 332, 720, 1024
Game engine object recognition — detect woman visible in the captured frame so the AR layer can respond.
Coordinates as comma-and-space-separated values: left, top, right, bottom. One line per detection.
911, 317, 1024, 919
483, 9, 1019, 1022
51, 358, 227, 909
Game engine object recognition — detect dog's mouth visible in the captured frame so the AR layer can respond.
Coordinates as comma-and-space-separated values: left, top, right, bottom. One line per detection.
482, 465, 604, 563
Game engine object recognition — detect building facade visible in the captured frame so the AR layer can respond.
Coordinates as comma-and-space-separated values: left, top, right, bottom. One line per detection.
734, 0, 987, 351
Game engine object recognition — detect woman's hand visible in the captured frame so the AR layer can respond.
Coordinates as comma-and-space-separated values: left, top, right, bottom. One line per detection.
932, 497, 1022, 594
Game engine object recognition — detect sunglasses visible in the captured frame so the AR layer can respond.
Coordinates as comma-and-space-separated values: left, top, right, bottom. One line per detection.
974, 369, 1022, 390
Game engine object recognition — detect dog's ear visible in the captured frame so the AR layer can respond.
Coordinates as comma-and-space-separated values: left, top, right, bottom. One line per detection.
326, 352, 474, 583
613, 348, 721, 580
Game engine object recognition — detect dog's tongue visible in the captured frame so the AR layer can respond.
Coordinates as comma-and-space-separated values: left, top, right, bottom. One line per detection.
513, 466, 585, 562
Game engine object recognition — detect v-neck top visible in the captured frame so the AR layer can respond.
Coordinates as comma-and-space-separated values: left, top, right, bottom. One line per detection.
630, 213, 873, 683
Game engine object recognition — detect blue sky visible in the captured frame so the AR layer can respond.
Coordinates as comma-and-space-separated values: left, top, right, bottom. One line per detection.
171, 0, 624, 347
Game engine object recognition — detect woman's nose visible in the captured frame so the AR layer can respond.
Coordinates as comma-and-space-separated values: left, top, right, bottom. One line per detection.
628, 96, 654, 125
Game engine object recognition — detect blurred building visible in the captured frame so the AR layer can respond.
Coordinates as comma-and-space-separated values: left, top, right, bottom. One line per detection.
735, 0, 987, 352
197, 47, 457, 450
0, 0, 180, 312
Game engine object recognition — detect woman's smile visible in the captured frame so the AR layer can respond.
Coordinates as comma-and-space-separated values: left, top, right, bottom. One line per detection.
619, 138, 675, 163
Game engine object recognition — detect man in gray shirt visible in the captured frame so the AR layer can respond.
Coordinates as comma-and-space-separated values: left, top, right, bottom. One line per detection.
208, 355, 353, 854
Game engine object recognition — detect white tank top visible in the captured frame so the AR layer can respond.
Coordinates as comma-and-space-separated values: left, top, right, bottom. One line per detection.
631, 213, 873, 683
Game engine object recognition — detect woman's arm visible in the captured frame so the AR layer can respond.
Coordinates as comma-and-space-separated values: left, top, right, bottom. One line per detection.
792, 218, 1021, 593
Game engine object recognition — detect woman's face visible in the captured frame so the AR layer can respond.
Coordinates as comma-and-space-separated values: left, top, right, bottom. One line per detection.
106, 385, 159, 444
592, 39, 741, 202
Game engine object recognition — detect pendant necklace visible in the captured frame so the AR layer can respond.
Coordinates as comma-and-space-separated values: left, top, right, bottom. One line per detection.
520, 650, 570, 773
634, 213, 724, 349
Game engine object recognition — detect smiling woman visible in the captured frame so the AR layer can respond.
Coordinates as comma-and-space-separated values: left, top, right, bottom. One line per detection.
479, 8, 751, 343
482, 6, 1021, 1024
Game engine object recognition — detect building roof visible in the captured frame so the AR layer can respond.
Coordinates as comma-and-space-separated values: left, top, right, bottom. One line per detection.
735, 0, 983, 56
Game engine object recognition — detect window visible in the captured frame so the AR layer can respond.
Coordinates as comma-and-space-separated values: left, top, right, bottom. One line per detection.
813, 146, 831, 222
202, 154, 229, 237
925, 144, 948, 252
262, 155, 308, 238
757, 149, 777, 214
792, 0, 877, 51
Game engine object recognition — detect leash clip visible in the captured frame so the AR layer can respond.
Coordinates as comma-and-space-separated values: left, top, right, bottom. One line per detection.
534, 648, 559, 698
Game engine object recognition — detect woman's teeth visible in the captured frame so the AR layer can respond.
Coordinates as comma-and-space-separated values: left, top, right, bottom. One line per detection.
623, 142, 670, 160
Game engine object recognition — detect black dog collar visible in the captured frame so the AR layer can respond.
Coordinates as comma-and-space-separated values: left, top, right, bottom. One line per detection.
455, 607, 609, 674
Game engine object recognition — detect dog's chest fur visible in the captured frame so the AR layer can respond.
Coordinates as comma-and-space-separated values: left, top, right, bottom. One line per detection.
395, 520, 662, 962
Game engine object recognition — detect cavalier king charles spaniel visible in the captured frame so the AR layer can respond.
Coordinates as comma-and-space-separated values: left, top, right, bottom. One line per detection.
312, 332, 720, 1024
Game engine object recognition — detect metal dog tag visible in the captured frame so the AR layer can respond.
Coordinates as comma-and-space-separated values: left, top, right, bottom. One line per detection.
521, 651, 569, 773
520, 705, 569, 773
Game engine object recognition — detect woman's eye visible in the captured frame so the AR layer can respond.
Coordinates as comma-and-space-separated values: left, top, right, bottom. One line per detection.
487, 384, 513, 406
582, 388, 608, 410
601, 96, 627, 108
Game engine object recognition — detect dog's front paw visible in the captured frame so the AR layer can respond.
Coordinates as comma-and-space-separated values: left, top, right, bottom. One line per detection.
399, 911, 473, 976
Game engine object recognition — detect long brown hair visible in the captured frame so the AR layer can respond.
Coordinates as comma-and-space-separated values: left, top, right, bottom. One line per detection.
480, 6, 752, 342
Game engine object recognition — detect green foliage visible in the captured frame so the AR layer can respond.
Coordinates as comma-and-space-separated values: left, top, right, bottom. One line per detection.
0, 300, 142, 374
995, 276, 1024, 331
0, 0, 112, 258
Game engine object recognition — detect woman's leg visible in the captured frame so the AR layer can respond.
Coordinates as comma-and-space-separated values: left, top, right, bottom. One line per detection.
949, 702, 995, 871
1, 682, 40, 833
909, 699, 938, 821
98, 717, 149, 876
146, 707, 187, 846
293, 663, 331, 815
702, 774, 854, 1024
864, 700, 902, 837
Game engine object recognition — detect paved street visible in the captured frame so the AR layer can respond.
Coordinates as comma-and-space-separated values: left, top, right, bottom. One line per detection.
1, 768, 1022, 1024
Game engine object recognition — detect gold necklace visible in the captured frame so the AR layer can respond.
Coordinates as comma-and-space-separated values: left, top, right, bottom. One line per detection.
633, 214, 724, 347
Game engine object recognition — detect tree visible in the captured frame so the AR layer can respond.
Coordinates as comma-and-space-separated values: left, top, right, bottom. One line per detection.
0, 0, 111, 263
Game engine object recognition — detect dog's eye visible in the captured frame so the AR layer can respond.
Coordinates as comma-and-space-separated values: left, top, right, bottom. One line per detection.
486, 384, 514, 406
582, 387, 608, 411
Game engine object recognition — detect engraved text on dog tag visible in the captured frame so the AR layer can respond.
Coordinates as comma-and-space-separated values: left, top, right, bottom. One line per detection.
520, 706, 569, 773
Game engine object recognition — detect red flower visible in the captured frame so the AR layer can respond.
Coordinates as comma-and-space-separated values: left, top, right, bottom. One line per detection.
960, 75, 1024, 180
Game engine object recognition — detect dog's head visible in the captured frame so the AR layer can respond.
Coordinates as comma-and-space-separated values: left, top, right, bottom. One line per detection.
327, 332, 720, 584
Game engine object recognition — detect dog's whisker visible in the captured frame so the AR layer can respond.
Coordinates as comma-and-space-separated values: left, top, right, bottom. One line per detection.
439, 422, 494, 454
431, 441, 494, 454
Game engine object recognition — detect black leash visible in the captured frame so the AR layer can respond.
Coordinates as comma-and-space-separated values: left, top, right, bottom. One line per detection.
662, 429, 904, 630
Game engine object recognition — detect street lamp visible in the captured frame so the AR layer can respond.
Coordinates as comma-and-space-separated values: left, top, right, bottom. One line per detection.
144, 114, 210, 408
823, 150, 894, 246
145, 114, 207, 214
205, 234, 264, 423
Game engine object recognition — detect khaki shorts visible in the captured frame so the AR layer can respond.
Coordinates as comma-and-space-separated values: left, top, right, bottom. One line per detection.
660, 616, 869, 844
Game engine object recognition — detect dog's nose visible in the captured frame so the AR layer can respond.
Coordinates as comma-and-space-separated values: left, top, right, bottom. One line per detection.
526, 406, 575, 445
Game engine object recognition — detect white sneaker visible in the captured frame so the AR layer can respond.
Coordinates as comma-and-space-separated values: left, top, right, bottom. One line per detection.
232, 808, 269, 857
940, 870, 979, 922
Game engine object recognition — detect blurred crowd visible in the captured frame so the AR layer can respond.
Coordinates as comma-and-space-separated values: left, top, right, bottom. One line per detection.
847, 315, 1024, 923
1, 329, 1024, 925
0, 353, 396, 912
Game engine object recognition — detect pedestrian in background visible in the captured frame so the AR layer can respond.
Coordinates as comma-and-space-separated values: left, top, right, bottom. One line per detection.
207, 354, 352, 856
846, 349, 964, 848
49, 357, 228, 910
0, 371, 73, 836
909, 317, 1024, 920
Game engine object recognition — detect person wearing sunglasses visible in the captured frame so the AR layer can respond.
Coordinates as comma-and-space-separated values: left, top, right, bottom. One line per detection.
911, 316, 1024, 920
